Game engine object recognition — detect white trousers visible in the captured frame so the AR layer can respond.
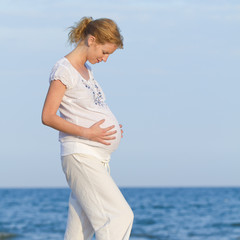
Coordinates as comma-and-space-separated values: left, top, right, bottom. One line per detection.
61, 153, 134, 240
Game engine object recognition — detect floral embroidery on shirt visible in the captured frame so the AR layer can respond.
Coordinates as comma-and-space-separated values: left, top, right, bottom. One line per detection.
81, 78, 107, 107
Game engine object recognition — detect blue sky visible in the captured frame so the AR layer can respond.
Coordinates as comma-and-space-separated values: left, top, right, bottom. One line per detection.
0, 0, 239, 187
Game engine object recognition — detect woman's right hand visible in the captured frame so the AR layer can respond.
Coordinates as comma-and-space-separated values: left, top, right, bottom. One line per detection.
85, 119, 116, 145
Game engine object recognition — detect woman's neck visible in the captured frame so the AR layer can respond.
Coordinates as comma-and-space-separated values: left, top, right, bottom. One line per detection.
65, 42, 88, 68
64, 43, 90, 80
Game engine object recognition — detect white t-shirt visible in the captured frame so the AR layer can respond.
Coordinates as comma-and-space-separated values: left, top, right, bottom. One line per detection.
49, 57, 121, 160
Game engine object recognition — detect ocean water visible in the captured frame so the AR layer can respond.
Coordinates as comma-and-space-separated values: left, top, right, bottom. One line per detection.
1, 187, 240, 240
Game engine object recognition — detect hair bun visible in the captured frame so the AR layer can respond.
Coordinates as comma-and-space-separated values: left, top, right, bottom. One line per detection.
68, 16, 93, 44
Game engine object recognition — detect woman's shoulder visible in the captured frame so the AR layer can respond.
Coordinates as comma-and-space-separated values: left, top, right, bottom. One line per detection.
49, 57, 76, 89
50, 57, 78, 78
52, 57, 72, 70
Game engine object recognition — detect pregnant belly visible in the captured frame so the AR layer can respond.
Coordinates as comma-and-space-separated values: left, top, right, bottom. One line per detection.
59, 107, 122, 154
99, 113, 122, 152
73, 109, 122, 153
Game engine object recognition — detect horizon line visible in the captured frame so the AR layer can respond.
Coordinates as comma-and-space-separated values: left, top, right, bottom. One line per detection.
0, 185, 240, 189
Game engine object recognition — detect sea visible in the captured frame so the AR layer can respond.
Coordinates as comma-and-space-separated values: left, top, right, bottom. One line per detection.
1, 187, 240, 240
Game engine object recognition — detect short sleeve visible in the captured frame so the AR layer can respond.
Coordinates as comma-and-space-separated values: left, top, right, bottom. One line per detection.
49, 63, 73, 89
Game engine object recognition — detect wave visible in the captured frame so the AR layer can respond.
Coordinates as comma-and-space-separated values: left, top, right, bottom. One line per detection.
212, 222, 240, 228
231, 222, 240, 227
131, 232, 158, 239
0, 232, 17, 239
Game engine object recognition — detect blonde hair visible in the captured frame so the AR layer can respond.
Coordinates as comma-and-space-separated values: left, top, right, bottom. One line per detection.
68, 17, 123, 48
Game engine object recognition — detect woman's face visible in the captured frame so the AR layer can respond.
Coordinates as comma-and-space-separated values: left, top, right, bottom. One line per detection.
87, 37, 118, 64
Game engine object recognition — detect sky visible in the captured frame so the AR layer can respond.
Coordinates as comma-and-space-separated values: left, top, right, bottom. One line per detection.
0, 0, 239, 187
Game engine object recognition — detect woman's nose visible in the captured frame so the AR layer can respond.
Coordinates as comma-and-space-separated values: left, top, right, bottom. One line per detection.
102, 55, 109, 62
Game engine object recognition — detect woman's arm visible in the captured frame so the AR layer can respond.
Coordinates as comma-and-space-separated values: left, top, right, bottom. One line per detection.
42, 80, 116, 145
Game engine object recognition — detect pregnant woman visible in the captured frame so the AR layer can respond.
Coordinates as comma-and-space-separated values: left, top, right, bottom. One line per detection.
42, 17, 134, 240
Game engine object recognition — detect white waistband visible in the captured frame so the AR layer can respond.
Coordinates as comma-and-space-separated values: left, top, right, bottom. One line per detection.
61, 141, 111, 161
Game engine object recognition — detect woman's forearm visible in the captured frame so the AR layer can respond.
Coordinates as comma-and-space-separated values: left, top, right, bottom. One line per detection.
42, 114, 116, 145
42, 114, 88, 138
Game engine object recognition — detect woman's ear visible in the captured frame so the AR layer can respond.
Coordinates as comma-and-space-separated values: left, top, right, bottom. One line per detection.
87, 35, 96, 47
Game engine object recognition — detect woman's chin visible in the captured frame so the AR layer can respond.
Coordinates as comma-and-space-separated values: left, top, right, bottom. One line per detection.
89, 59, 99, 64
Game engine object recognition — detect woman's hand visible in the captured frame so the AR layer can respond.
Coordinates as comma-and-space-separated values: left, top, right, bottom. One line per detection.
119, 124, 123, 138
85, 119, 117, 145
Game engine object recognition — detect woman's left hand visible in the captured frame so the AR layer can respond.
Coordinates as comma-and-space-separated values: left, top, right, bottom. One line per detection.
119, 124, 123, 138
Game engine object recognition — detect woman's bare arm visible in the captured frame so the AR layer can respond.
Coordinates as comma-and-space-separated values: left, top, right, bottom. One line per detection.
42, 80, 116, 145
